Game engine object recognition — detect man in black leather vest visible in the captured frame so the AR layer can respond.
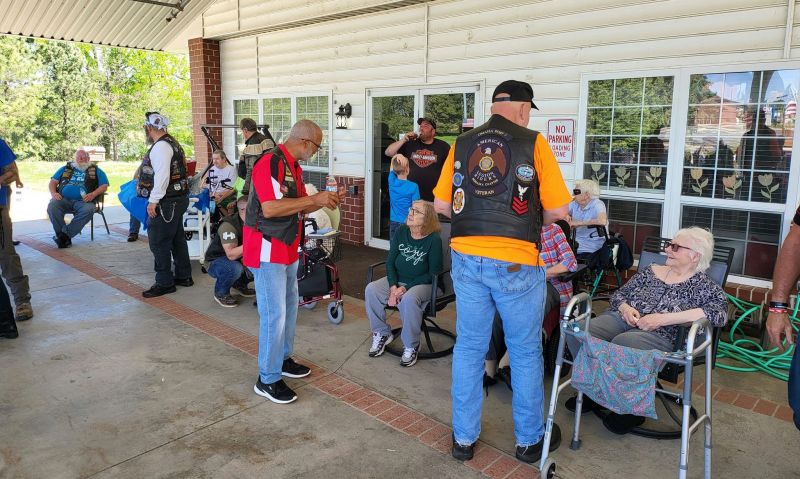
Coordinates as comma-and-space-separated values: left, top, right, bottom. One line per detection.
138, 112, 193, 298
433, 81, 571, 464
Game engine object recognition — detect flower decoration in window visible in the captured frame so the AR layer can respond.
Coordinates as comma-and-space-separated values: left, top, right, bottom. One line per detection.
614, 166, 630, 187
644, 166, 663, 188
589, 163, 606, 183
722, 174, 742, 197
690, 168, 708, 195
758, 173, 779, 202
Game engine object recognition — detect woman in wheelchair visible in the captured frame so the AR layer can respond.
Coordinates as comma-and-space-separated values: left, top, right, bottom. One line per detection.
565, 227, 728, 434
364, 200, 442, 367
567, 179, 607, 257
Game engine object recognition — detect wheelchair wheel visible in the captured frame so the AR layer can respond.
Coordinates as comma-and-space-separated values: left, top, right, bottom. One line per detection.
327, 301, 343, 324
541, 458, 556, 479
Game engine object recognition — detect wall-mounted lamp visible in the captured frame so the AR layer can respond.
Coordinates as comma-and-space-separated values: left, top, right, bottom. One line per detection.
335, 103, 352, 129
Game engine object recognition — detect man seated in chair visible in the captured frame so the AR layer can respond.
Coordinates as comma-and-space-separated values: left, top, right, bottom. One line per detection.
47, 149, 109, 248
564, 227, 727, 434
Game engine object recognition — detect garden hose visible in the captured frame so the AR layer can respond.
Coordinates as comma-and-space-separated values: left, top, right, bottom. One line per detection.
715, 294, 800, 381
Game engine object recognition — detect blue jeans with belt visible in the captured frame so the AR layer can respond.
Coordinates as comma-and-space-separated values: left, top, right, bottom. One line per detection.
450, 250, 547, 447
790, 343, 800, 430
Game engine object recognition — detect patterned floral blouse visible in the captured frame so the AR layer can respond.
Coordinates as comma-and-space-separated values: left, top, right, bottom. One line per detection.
609, 264, 728, 345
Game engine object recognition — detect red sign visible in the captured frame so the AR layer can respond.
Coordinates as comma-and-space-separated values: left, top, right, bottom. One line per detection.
547, 119, 575, 164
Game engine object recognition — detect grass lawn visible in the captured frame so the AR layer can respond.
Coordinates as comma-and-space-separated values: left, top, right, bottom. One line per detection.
17, 161, 139, 205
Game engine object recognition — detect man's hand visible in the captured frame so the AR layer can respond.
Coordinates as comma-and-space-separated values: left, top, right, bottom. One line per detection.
82, 192, 95, 203
15, 179, 23, 188
404, 131, 417, 142
311, 191, 340, 210
767, 312, 795, 350
147, 203, 158, 218
636, 313, 662, 332
619, 303, 641, 327
51, 192, 63, 201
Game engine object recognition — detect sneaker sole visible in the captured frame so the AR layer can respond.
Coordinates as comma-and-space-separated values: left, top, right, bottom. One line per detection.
253, 384, 297, 404
213, 295, 238, 308
281, 370, 311, 379
232, 289, 256, 298
400, 355, 418, 367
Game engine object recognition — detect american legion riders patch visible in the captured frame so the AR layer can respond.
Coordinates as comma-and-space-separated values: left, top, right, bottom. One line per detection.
466, 132, 511, 197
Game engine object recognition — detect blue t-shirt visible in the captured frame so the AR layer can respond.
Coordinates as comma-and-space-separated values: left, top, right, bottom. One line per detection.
388, 171, 420, 223
51, 165, 110, 201
569, 197, 607, 254
0, 139, 16, 207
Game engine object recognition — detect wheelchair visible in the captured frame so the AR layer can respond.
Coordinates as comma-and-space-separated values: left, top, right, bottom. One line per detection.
541, 235, 734, 479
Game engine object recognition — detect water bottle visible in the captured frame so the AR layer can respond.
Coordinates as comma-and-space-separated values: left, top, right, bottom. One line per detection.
325, 175, 338, 193
14, 189, 21, 204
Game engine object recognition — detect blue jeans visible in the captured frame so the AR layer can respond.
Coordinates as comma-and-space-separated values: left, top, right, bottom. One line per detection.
207, 257, 245, 297
129, 215, 141, 235
47, 198, 95, 238
790, 343, 800, 430
389, 221, 403, 241
251, 260, 299, 384
450, 250, 547, 447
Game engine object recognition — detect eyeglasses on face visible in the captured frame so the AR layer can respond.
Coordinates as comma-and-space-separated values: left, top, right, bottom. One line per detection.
303, 138, 322, 150
408, 207, 425, 217
664, 241, 694, 253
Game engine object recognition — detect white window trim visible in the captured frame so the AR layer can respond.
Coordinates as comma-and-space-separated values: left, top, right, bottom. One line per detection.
231, 91, 333, 173
578, 61, 800, 287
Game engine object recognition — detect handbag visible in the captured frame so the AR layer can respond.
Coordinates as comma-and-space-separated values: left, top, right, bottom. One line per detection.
297, 255, 332, 298
570, 332, 664, 419
118, 179, 149, 230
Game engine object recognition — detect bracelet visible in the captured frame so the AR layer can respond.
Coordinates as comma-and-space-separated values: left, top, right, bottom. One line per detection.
768, 307, 789, 314
769, 301, 790, 309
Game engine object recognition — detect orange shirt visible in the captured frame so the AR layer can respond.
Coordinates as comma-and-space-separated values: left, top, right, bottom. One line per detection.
433, 133, 571, 266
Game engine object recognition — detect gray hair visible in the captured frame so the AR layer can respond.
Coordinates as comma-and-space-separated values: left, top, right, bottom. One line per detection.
574, 179, 600, 198
674, 227, 714, 272
287, 119, 322, 142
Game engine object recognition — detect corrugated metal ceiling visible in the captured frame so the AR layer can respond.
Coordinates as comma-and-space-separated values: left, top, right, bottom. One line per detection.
0, 0, 216, 51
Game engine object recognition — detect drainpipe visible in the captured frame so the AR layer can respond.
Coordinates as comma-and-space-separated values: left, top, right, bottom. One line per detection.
784, 0, 796, 59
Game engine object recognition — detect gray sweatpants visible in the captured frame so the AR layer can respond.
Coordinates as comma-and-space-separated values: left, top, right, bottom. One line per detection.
0, 206, 30, 306
365, 277, 431, 349
566, 309, 673, 357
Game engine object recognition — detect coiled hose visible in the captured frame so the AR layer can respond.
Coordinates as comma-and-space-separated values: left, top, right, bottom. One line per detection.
715, 294, 799, 381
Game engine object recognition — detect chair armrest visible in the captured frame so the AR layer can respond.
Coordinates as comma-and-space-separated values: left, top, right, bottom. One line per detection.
428, 269, 451, 316
366, 261, 387, 284
557, 264, 587, 283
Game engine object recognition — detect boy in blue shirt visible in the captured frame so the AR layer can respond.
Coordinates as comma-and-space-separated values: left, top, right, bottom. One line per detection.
388, 154, 420, 240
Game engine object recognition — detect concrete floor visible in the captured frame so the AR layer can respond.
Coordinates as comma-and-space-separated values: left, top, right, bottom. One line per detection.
1, 206, 799, 479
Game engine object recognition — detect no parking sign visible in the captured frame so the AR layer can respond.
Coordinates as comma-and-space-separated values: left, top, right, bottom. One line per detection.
547, 119, 574, 164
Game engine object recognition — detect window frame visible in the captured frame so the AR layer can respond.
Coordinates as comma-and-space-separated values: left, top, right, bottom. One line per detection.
577, 62, 800, 287
230, 91, 333, 173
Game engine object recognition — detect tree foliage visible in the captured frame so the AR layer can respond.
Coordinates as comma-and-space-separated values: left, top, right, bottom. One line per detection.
0, 36, 191, 162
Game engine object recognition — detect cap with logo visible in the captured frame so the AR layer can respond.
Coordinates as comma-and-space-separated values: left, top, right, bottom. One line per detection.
144, 112, 170, 130
492, 80, 539, 110
417, 117, 437, 130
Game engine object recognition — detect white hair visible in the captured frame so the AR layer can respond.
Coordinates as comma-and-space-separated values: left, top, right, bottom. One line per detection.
674, 227, 714, 272
574, 179, 600, 198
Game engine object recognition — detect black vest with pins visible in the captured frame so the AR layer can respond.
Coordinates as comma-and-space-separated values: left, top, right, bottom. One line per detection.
244, 146, 300, 246
57, 162, 99, 194
136, 134, 189, 200
451, 114, 542, 244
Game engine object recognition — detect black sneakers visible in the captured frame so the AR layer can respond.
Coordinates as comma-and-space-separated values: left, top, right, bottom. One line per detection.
127, 233, 138, 242
142, 283, 177, 298
281, 357, 311, 378
254, 378, 297, 404
515, 424, 562, 463
174, 277, 194, 287
52, 233, 71, 248
214, 294, 238, 308
451, 434, 475, 461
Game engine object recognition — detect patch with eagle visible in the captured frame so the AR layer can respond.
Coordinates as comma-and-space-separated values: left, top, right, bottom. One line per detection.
466, 135, 511, 197
511, 164, 536, 215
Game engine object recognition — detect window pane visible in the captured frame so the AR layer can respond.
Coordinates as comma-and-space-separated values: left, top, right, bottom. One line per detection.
680, 206, 781, 279
296, 95, 329, 169
263, 97, 291, 144
585, 76, 673, 195
603, 199, 663, 255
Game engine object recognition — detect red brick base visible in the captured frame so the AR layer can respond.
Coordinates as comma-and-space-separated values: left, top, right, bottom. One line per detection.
337, 176, 365, 245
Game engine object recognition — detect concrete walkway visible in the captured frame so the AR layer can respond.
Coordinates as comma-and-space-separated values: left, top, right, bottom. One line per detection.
1, 207, 799, 479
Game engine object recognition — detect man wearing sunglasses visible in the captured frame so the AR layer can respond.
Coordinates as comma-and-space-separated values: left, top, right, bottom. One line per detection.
243, 119, 341, 405
137, 112, 193, 298
766, 205, 800, 430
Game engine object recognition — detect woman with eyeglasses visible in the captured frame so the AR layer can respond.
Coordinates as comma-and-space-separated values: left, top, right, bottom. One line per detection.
564, 226, 728, 433
365, 200, 443, 367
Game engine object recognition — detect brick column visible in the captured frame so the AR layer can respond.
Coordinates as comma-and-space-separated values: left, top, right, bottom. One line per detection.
188, 38, 221, 169
337, 176, 366, 245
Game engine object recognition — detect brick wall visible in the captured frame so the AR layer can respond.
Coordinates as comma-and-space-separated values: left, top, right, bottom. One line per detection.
188, 38, 222, 169
337, 176, 365, 245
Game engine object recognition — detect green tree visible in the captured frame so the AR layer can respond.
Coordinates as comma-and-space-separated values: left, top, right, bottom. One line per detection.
0, 37, 44, 160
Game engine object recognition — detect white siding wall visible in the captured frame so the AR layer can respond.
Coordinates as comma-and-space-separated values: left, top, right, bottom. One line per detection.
212, 0, 799, 181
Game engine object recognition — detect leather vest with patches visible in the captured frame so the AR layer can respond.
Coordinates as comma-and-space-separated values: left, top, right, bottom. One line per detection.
137, 134, 189, 199
451, 114, 542, 244
57, 162, 98, 194
239, 132, 274, 196
244, 146, 300, 246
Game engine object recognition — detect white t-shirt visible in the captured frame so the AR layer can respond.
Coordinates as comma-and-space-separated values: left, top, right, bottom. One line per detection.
148, 140, 174, 204
206, 164, 237, 196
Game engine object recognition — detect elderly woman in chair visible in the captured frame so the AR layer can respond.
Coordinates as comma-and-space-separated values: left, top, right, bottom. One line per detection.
364, 200, 442, 368
565, 227, 728, 434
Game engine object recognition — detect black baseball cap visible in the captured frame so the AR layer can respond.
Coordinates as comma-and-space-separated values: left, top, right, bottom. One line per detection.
492, 80, 539, 110
417, 117, 437, 130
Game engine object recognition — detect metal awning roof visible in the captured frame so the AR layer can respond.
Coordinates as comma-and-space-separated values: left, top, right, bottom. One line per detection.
0, 0, 216, 51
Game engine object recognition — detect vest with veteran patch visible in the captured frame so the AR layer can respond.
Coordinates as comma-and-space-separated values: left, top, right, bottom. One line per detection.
450, 114, 542, 244
244, 146, 300, 246
57, 162, 98, 194
137, 134, 189, 199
